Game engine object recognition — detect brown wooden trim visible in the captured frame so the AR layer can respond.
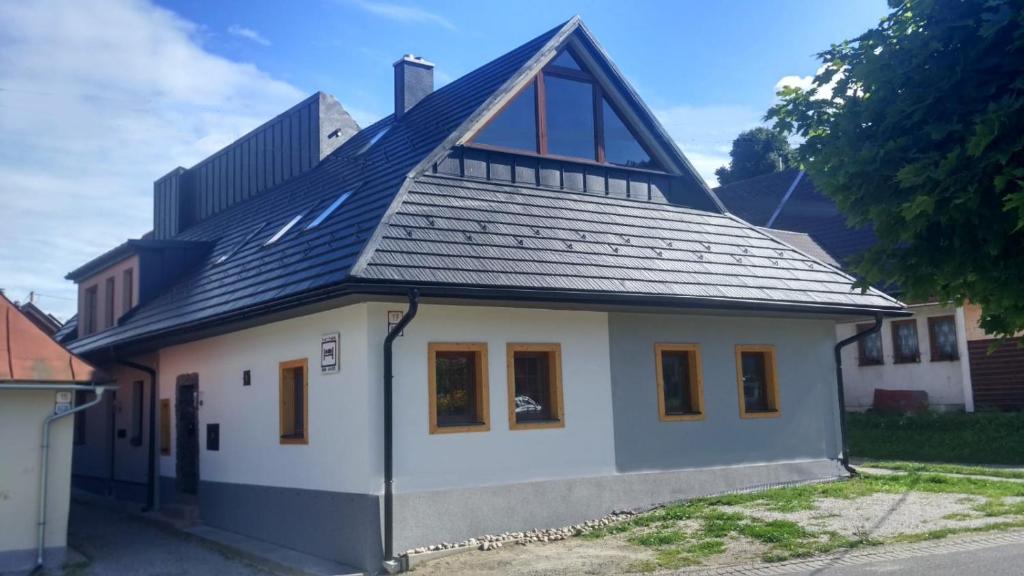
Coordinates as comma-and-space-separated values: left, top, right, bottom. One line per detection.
542, 66, 595, 83
462, 143, 671, 176
594, 84, 606, 163
506, 343, 564, 430
654, 343, 704, 422
856, 323, 884, 366
428, 343, 490, 434
535, 75, 548, 155
279, 358, 309, 445
890, 319, 921, 364
927, 315, 959, 362
735, 345, 780, 419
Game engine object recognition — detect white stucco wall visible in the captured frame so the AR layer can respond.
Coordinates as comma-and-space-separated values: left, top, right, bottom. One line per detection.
373, 302, 615, 493
157, 302, 375, 494
0, 390, 74, 557
838, 304, 967, 409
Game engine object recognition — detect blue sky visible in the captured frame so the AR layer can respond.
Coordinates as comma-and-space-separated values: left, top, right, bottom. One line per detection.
0, 0, 888, 319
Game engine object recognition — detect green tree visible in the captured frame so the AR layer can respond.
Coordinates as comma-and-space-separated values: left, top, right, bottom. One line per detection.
714, 127, 794, 185
767, 0, 1024, 337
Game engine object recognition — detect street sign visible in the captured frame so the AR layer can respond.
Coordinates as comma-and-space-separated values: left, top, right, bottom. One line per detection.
321, 332, 340, 374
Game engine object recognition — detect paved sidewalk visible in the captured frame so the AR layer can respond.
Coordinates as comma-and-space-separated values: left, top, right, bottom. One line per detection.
673, 529, 1024, 575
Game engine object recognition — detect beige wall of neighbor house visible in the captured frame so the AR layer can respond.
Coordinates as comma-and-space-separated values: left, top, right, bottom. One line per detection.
838, 303, 969, 411
0, 390, 74, 567
76, 255, 139, 337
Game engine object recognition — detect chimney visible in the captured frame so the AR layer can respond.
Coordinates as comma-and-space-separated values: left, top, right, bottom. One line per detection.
394, 55, 434, 118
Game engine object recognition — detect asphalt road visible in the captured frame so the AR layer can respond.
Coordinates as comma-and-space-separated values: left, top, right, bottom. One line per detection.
787, 541, 1024, 575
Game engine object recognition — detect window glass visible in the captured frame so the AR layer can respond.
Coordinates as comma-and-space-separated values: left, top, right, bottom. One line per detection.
474, 82, 537, 152
508, 345, 563, 428
603, 98, 657, 169
435, 351, 482, 427
74, 391, 89, 446
857, 324, 884, 365
84, 286, 97, 334
929, 316, 959, 361
741, 352, 771, 412
661, 351, 695, 415
280, 360, 307, 443
892, 320, 920, 363
122, 269, 133, 313
131, 380, 144, 446
160, 399, 171, 455
544, 74, 595, 159
105, 277, 115, 327
550, 50, 582, 70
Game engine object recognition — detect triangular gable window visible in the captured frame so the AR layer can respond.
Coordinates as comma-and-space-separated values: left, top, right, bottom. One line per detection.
471, 47, 663, 171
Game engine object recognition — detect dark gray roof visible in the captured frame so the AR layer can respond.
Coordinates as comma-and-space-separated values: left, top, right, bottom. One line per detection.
354, 174, 898, 310
757, 228, 839, 268
714, 169, 878, 266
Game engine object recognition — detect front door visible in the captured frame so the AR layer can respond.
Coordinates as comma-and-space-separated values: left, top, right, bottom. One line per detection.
175, 373, 199, 495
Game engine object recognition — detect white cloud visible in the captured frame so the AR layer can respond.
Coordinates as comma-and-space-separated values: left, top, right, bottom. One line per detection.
653, 104, 766, 188
775, 65, 842, 100
0, 0, 305, 320
351, 0, 455, 30
228, 24, 271, 46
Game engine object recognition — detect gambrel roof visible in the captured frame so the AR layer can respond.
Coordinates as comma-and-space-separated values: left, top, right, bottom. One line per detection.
66, 18, 902, 355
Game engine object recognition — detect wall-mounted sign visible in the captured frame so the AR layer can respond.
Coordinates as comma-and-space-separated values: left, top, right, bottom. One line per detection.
321, 332, 340, 374
387, 310, 405, 336
54, 391, 73, 415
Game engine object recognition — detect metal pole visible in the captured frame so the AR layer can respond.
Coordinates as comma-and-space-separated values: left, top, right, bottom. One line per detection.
833, 312, 883, 474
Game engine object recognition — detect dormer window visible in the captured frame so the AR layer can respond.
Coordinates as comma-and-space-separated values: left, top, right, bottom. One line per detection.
471, 47, 662, 171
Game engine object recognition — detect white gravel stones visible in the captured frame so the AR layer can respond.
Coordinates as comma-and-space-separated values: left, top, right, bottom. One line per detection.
403, 510, 636, 556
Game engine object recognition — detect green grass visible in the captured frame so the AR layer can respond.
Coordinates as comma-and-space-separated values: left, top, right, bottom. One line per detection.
848, 412, 1024, 465
866, 461, 1024, 480
581, 468, 1024, 571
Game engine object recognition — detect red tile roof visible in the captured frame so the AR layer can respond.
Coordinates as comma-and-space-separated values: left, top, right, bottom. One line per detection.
0, 293, 98, 383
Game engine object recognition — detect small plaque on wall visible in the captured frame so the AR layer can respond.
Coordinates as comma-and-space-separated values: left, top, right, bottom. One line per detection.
321, 332, 340, 374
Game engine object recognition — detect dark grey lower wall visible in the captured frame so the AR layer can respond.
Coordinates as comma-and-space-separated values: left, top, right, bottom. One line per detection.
0, 546, 66, 573
394, 458, 845, 552
199, 480, 381, 572
72, 474, 147, 504
159, 476, 178, 506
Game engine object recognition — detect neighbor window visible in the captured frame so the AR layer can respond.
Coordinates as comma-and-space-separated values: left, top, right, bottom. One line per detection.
279, 359, 308, 444
122, 269, 133, 313
159, 399, 171, 455
83, 286, 98, 335
891, 319, 921, 364
105, 276, 115, 328
735, 345, 780, 418
507, 344, 563, 429
130, 380, 144, 446
74, 391, 89, 446
471, 47, 661, 170
928, 316, 959, 362
428, 343, 489, 433
655, 344, 704, 421
856, 324, 884, 366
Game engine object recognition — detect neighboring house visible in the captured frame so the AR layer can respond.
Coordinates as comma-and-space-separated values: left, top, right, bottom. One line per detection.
17, 298, 63, 335
62, 19, 904, 573
716, 168, 1022, 412
0, 293, 106, 572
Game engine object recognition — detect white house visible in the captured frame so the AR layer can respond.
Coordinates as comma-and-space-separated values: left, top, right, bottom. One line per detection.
63, 19, 905, 574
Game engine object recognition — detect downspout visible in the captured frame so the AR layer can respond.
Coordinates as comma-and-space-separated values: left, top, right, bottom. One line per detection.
118, 360, 157, 511
0, 383, 113, 572
833, 312, 883, 475
382, 289, 419, 574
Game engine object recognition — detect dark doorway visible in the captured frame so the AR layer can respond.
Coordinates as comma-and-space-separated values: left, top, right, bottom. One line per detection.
175, 373, 199, 495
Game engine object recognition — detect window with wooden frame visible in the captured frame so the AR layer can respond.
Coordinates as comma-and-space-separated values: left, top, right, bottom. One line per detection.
83, 285, 97, 335
655, 344, 704, 421
470, 47, 663, 170
891, 319, 921, 364
735, 345, 780, 418
428, 343, 489, 433
506, 344, 563, 430
104, 276, 116, 328
130, 380, 144, 446
279, 359, 308, 444
159, 399, 171, 455
927, 316, 959, 362
856, 323, 884, 366
122, 268, 134, 313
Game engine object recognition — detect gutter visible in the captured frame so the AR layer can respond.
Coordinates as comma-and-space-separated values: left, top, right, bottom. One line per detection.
382, 289, 419, 574
832, 312, 883, 474
117, 360, 158, 511
0, 382, 114, 571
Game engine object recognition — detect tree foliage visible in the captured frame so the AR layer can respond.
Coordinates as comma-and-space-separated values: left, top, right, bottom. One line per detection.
767, 0, 1024, 337
714, 127, 794, 185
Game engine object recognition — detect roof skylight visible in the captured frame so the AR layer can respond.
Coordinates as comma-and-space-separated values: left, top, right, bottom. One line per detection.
264, 213, 303, 246
305, 191, 353, 230
356, 125, 390, 155
214, 222, 267, 265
